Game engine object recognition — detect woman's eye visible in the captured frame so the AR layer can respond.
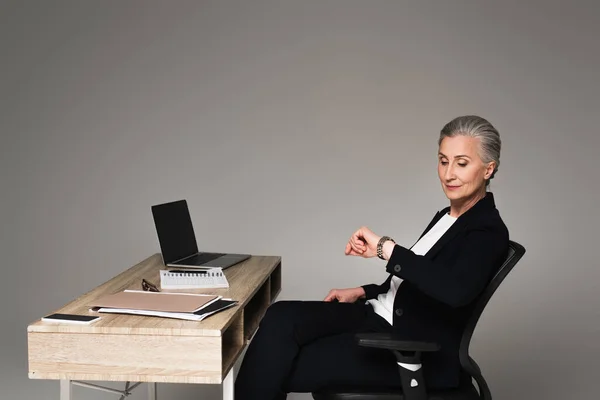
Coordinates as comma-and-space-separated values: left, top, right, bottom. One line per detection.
440, 160, 448, 165
458, 163, 467, 167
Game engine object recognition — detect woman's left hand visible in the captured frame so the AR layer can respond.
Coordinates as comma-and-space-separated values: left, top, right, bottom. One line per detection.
345, 226, 381, 258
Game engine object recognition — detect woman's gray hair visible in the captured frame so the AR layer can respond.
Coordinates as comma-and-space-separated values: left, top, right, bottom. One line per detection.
438, 115, 501, 187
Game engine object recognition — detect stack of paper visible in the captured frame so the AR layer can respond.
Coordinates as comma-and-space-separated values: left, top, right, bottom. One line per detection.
90, 290, 237, 321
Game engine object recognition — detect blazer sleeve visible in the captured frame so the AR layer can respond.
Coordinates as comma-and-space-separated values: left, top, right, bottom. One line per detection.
386, 225, 508, 308
361, 275, 392, 300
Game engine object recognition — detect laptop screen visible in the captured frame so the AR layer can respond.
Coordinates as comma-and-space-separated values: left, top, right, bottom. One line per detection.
151, 200, 199, 264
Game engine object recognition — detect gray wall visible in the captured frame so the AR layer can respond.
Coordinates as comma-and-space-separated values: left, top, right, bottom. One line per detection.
2, 1, 599, 399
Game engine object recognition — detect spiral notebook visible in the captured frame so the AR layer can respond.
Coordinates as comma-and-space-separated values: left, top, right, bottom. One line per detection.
160, 268, 230, 289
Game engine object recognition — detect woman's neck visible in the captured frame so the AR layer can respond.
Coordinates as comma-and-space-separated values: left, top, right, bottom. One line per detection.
449, 189, 487, 218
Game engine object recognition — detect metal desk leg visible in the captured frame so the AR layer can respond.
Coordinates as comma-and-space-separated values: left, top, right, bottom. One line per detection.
223, 369, 234, 400
148, 382, 157, 400
60, 380, 72, 400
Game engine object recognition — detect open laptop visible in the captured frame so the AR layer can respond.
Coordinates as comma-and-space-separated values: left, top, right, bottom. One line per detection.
151, 199, 251, 269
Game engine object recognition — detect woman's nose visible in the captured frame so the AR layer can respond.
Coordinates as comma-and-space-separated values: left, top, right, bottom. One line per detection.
445, 165, 456, 181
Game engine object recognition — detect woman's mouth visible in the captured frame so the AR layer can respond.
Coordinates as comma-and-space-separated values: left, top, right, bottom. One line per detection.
446, 185, 461, 190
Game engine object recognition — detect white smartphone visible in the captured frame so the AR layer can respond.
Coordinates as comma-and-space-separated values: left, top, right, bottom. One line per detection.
41, 313, 101, 325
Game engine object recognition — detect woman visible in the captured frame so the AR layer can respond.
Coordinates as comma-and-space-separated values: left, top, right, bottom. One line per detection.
235, 115, 510, 399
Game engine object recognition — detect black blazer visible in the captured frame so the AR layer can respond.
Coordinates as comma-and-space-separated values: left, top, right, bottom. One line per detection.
361, 192, 509, 389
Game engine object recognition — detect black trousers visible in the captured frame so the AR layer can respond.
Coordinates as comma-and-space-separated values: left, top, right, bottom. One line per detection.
234, 300, 404, 400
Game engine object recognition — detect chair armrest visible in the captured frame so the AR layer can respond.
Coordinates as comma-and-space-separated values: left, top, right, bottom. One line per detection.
355, 333, 441, 352
355, 333, 438, 400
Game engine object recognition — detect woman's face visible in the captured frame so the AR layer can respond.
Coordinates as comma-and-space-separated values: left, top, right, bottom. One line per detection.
438, 135, 494, 203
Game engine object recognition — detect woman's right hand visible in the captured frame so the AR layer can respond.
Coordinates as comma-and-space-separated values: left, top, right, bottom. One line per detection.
344, 226, 381, 258
323, 287, 366, 303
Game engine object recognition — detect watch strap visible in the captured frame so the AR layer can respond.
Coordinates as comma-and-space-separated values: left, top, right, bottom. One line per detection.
377, 236, 395, 260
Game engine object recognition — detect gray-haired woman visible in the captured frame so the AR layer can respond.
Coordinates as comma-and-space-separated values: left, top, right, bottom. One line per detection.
235, 115, 509, 400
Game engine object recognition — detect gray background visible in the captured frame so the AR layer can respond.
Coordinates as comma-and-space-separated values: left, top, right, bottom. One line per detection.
1, 1, 599, 399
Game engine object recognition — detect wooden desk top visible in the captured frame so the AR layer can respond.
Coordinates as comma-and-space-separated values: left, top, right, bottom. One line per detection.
28, 254, 281, 337
28, 254, 282, 383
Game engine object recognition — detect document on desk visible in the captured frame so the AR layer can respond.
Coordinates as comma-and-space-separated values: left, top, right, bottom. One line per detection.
95, 298, 238, 321
91, 290, 220, 313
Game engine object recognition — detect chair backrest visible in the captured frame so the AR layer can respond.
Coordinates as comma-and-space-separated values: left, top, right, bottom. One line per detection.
458, 240, 526, 394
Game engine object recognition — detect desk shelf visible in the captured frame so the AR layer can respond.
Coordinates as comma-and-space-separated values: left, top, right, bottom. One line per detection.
243, 261, 281, 341
222, 312, 245, 377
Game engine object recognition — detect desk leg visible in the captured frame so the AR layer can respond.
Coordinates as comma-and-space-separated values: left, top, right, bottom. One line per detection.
223, 369, 234, 400
60, 380, 72, 400
148, 382, 157, 400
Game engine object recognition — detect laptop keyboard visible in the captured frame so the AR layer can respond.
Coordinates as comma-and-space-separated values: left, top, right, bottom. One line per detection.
182, 252, 226, 264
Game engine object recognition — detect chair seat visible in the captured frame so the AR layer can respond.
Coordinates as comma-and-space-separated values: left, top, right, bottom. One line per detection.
312, 383, 480, 400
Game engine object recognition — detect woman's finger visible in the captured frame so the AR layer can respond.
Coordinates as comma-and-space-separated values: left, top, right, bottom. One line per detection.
352, 235, 364, 245
348, 238, 358, 252
345, 242, 352, 255
348, 249, 362, 257
351, 239, 366, 254
350, 235, 363, 248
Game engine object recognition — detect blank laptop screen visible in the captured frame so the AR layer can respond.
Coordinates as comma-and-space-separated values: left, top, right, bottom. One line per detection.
152, 200, 199, 264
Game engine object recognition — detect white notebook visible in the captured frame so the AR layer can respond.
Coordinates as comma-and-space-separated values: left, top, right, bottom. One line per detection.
160, 268, 230, 289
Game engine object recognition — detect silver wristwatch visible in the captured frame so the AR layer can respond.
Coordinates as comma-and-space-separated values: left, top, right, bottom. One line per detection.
377, 236, 395, 260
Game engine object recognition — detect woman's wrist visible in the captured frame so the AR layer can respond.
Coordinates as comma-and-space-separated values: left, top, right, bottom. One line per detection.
376, 236, 395, 259
356, 286, 366, 299
382, 240, 396, 260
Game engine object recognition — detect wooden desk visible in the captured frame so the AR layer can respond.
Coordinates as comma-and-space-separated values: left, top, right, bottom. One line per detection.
27, 254, 282, 400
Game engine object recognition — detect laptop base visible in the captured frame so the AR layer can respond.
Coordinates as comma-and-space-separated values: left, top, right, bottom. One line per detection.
168, 253, 251, 269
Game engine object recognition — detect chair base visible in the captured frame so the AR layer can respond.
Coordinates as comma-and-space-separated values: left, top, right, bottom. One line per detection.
313, 390, 405, 400
312, 383, 480, 400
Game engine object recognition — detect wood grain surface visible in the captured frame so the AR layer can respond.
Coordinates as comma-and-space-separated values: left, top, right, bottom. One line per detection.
28, 254, 281, 383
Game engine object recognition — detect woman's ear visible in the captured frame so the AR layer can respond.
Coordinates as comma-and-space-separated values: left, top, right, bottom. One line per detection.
484, 162, 496, 179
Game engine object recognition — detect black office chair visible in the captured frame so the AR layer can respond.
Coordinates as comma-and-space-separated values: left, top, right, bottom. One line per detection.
312, 240, 526, 400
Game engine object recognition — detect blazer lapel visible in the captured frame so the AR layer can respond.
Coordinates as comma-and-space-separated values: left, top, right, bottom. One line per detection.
409, 210, 444, 250
423, 215, 469, 259
422, 192, 496, 259
418, 210, 444, 240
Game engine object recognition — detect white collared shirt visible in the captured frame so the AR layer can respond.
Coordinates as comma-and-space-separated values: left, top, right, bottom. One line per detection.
367, 213, 457, 325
